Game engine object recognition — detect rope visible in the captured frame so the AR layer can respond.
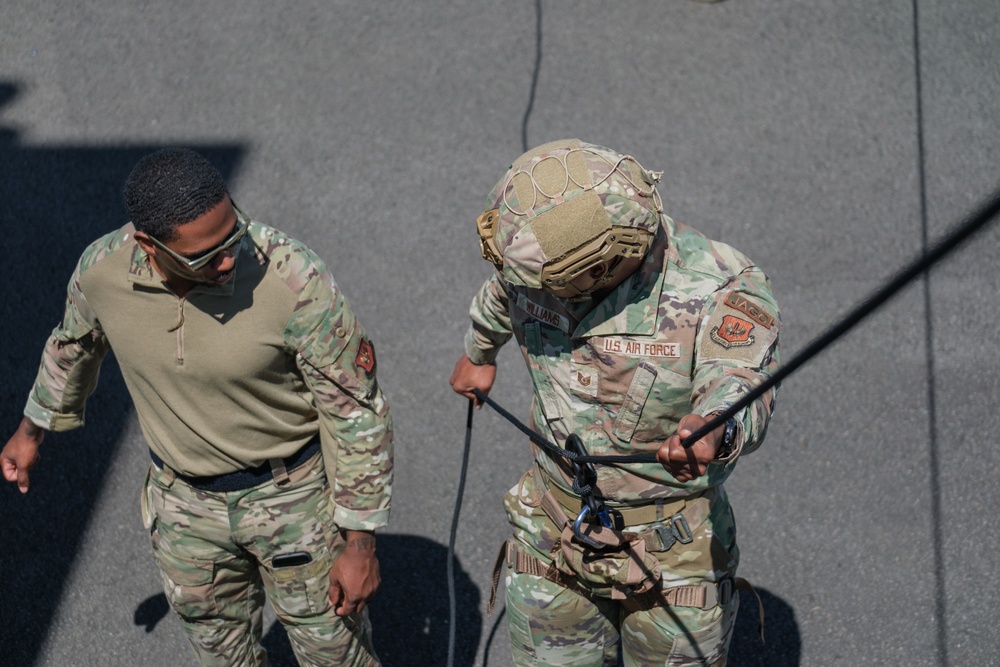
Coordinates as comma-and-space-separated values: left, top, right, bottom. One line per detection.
474, 183, 1000, 464
446, 400, 474, 667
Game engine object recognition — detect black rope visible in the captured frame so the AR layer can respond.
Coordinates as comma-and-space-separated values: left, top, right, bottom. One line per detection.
910, 2, 948, 664
520, 0, 542, 153
475, 183, 1000, 464
446, 399, 474, 667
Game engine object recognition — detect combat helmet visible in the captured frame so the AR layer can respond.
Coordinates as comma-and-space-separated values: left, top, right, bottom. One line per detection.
476, 139, 663, 293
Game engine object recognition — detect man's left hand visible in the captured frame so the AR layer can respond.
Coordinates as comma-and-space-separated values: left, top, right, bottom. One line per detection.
329, 530, 380, 616
656, 413, 723, 483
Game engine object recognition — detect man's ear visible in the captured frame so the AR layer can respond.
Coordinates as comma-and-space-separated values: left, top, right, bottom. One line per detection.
588, 262, 609, 281
132, 231, 157, 256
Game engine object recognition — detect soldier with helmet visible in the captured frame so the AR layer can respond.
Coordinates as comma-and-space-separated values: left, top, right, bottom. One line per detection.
450, 139, 780, 665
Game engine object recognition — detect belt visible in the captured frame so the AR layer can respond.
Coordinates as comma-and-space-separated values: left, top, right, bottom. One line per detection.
544, 474, 688, 527
149, 437, 321, 493
490, 539, 750, 614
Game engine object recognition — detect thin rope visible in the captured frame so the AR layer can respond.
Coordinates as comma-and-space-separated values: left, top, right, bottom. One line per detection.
911, 0, 949, 663
446, 399, 474, 667
520, 0, 542, 154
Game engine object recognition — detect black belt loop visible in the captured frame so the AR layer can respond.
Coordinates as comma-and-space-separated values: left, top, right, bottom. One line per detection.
149, 436, 321, 493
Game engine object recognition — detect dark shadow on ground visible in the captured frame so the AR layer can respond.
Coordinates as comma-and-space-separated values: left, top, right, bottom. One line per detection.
0, 80, 246, 666
729, 586, 801, 667
259, 534, 482, 667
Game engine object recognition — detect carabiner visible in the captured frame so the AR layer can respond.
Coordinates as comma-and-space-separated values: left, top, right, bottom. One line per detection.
573, 505, 606, 549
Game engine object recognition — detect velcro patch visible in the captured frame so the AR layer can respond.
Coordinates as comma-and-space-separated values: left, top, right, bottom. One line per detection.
517, 293, 569, 332
571, 363, 598, 398
700, 300, 777, 364
601, 338, 680, 358
723, 292, 775, 329
711, 315, 755, 348
355, 339, 376, 374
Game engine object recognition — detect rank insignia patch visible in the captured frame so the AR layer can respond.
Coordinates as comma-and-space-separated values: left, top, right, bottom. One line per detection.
711, 315, 755, 348
571, 363, 598, 398
355, 339, 376, 374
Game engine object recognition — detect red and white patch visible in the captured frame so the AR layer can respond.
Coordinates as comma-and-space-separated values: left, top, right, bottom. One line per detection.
710, 315, 755, 348
355, 339, 376, 374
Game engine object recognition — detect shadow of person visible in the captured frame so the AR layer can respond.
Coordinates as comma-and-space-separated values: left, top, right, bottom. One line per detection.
0, 79, 246, 665
257, 534, 483, 667
728, 586, 802, 666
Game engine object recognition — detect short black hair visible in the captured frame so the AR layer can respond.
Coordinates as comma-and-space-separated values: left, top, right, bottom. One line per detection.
124, 148, 229, 241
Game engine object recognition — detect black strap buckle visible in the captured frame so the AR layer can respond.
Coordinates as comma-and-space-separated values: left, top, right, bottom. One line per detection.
652, 512, 694, 551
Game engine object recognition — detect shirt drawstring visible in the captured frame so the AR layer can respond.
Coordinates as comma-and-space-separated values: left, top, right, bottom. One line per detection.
168, 298, 185, 365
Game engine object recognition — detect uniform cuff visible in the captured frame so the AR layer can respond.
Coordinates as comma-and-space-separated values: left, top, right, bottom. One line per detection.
24, 398, 84, 432
464, 329, 499, 366
333, 505, 390, 532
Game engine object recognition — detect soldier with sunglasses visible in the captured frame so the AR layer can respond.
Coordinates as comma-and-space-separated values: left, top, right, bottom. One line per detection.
2, 148, 393, 667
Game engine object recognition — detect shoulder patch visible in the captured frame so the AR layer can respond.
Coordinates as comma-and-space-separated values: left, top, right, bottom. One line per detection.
711, 315, 756, 348
355, 339, 376, 375
700, 300, 777, 365
723, 292, 775, 329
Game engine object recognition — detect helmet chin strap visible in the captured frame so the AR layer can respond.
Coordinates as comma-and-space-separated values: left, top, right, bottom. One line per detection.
544, 256, 625, 303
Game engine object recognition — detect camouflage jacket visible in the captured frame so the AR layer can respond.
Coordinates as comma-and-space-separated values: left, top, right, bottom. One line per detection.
464, 216, 780, 502
25, 219, 393, 531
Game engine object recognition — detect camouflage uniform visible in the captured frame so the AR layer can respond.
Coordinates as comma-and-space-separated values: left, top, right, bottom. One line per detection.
464, 142, 779, 666
25, 217, 392, 666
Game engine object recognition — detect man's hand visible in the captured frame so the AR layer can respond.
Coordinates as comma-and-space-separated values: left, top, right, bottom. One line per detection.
655, 413, 723, 483
2, 417, 44, 494
449, 353, 497, 408
328, 530, 380, 616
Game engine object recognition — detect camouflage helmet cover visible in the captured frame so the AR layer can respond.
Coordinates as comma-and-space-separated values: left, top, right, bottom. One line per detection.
476, 139, 663, 291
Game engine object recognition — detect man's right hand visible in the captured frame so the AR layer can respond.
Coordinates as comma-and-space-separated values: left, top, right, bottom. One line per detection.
449, 354, 497, 408
2, 417, 44, 494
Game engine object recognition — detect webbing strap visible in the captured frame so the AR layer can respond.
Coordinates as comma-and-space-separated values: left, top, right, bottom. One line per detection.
490, 540, 734, 614
268, 458, 290, 487
545, 475, 678, 526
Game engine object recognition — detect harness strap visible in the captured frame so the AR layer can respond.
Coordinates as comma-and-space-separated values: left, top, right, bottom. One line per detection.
534, 465, 714, 553
489, 540, 746, 615
545, 475, 687, 526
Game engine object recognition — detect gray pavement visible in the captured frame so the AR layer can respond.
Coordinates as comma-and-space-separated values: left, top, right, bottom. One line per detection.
1, 1, 998, 665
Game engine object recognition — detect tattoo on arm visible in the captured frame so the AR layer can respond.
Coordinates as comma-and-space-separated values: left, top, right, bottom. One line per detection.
346, 535, 376, 553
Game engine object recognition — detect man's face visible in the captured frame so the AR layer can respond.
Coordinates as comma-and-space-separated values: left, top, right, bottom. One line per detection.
546, 256, 644, 301
137, 196, 244, 287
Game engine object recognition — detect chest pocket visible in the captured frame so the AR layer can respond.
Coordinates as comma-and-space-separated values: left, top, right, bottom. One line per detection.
612, 360, 657, 442
524, 322, 565, 424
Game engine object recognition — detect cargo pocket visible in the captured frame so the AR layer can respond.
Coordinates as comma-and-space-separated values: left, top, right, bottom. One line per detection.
666, 594, 738, 666
153, 546, 220, 619
612, 361, 657, 442
265, 549, 333, 619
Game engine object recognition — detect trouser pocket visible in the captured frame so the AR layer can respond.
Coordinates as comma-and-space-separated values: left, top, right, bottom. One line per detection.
153, 545, 221, 619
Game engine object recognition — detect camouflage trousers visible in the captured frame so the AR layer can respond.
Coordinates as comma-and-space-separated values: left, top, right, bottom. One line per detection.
141, 452, 380, 667
501, 468, 740, 666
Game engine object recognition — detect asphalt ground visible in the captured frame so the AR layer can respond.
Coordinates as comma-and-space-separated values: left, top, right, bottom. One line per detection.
1, 1, 998, 666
